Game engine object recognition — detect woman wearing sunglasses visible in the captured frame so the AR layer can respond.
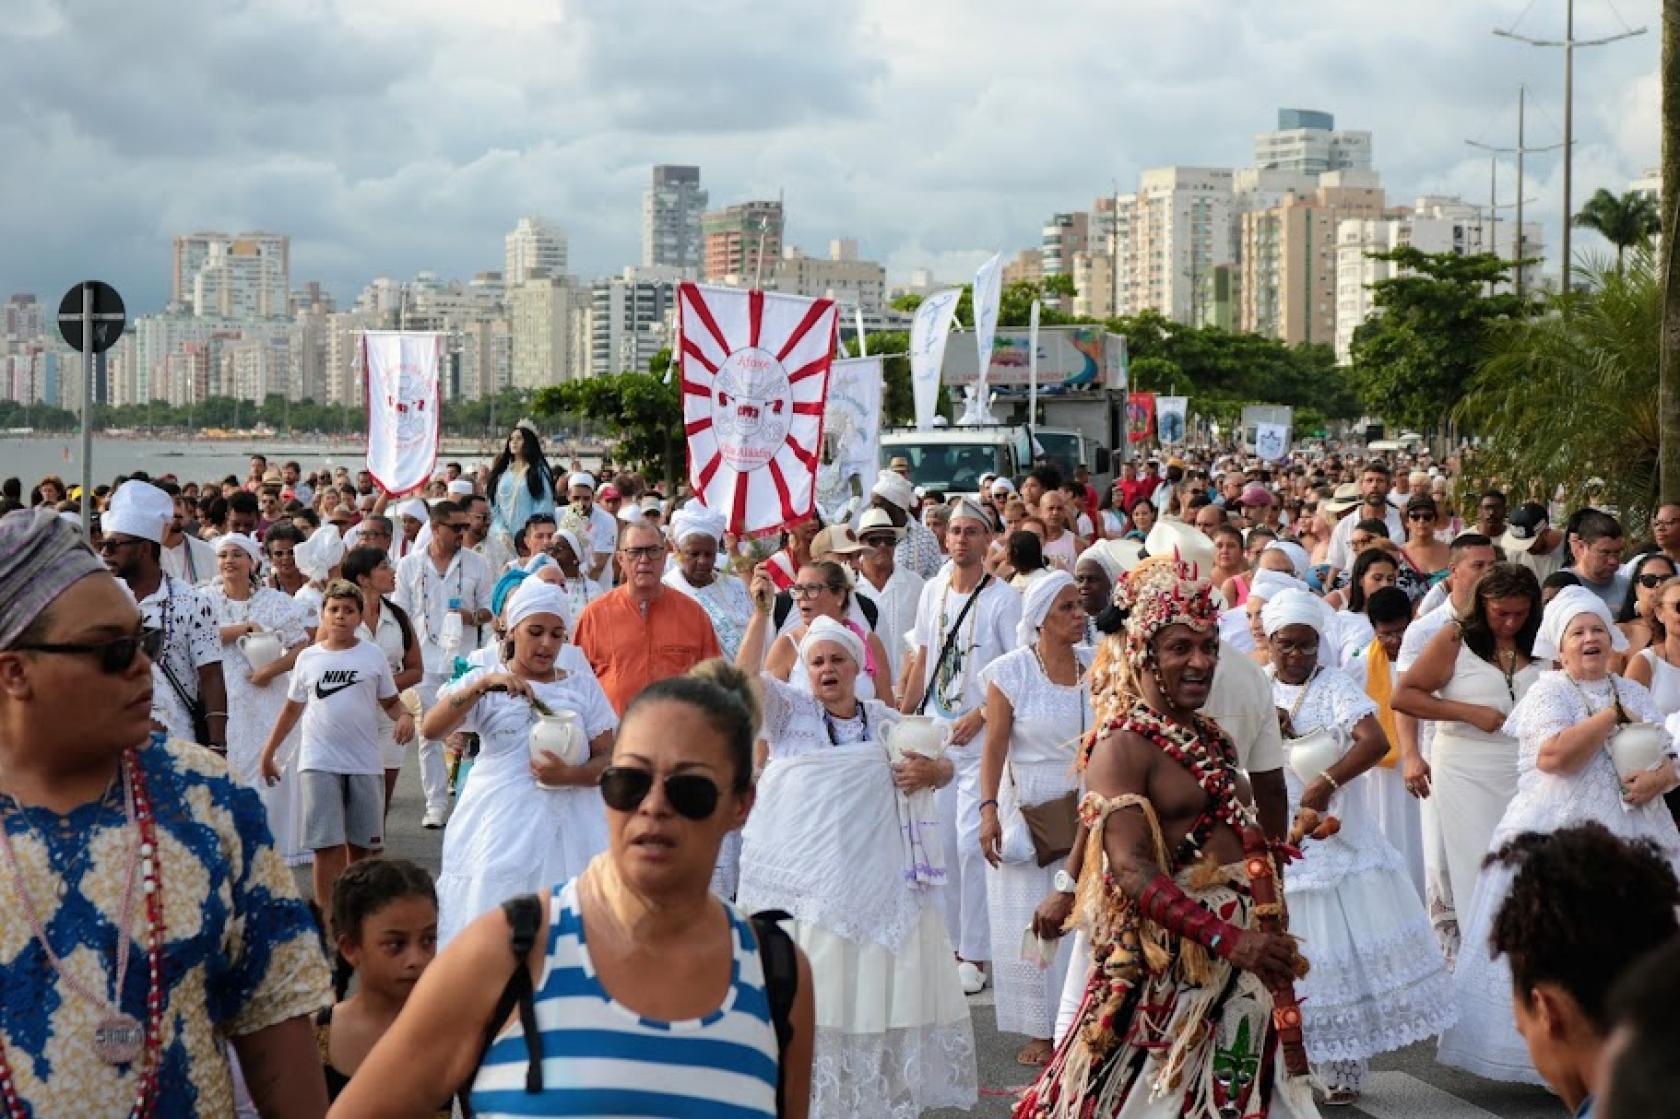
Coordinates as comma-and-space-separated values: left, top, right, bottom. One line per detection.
419, 578, 616, 949
757, 560, 894, 705
0, 508, 333, 1117
1615, 553, 1678, 670
206, 531, 314, 865
734, 576, 978, 1119
334, 659, 817, 1119
1397, 494, 1451, 605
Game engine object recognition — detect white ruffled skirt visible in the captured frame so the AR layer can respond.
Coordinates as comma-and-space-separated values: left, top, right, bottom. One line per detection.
792, 906, 978, 1119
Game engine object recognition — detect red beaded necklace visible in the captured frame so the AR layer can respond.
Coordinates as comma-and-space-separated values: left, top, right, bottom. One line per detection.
0, 749, 166, 1119
1098, 699, 1248, 837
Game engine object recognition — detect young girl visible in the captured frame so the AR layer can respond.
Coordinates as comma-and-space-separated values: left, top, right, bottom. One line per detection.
318, 858, 447, 1113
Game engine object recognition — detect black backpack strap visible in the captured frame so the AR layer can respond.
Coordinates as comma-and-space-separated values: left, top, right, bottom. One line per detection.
750, 909, 798, 1119
772, 592, 792, 631
461, 893, 546, 1117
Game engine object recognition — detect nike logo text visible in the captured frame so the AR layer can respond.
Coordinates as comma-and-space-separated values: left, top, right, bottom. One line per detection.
315, 670, 361, 700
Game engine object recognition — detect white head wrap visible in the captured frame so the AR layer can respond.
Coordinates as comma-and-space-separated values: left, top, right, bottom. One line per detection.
550, 526, 587, 566
1261, 588, 1332, 637
670, 502, 726, 545
567, 472, 596, 491
104, 481, 173, 543
1263, 540, 1311, 579
397, 499, 429, 523
295, 524, 345, 582
798, 614, 866, 667
871, 469, 916, 512
1076, 542, 1124, 586
1250, 567, 1309, 603
215, 532, 262, 567
1533, 585, 1628, 662
446, 479, 475, 497
505, 577, 573, 633
1017, 570, 1076, 647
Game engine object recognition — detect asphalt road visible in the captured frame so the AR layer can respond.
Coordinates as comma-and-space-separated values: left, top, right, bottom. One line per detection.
302, 760, 1569, 1119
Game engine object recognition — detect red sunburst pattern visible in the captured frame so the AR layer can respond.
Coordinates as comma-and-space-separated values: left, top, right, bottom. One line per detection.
678, 282, 838, 538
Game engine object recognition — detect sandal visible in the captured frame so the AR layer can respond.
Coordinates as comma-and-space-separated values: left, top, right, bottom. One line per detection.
1016, 1040, 1054, 1067
1320, 1088, 1359, 1108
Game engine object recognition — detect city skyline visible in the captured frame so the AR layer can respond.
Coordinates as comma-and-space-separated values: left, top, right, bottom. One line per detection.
0, 0, 1660, 313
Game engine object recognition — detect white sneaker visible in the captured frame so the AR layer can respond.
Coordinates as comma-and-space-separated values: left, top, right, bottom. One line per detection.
956, 961, 987, 995
421, 807, 446, 829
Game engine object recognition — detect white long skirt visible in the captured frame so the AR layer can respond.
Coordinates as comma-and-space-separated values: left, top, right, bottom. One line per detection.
225, 667, 309, 866
986, 856, 1073, 1039
1430, 728, 1519, 929
1349, 763, 1425, 902
793, 906, 978, 1119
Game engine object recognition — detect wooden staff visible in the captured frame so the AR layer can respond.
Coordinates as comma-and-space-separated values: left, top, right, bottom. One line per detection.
1241, 821, 1309, 1079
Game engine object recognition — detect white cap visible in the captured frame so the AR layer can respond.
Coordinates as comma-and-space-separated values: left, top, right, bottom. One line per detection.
104, 481, 173, 543
568, 472, 596, 491
446, 479, 475, 496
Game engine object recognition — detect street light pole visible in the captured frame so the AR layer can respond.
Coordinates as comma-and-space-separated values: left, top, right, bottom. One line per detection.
1468, 86, 1563, 296
1495, 0, 1646, 291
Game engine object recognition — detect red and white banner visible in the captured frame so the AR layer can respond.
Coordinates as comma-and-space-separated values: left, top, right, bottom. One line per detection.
362, 331, 442, 495
678, 283, 838, 538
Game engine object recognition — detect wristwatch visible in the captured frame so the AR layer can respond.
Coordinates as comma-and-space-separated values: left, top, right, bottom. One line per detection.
1052, 869, 1077, 894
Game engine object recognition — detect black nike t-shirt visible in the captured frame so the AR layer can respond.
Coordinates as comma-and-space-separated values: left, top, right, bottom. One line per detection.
286, 638, 398, 776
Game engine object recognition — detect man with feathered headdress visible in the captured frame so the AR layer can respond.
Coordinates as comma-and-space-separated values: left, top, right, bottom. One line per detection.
1016, 558, 1318, 1119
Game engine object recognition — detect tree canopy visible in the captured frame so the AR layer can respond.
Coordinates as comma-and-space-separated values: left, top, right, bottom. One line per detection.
1573, 187, 1662, 275
1347, 247, 1533, 434
531, 351, 681, 481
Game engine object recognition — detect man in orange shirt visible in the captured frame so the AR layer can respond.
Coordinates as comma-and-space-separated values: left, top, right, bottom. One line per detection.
572, 521, 721, 713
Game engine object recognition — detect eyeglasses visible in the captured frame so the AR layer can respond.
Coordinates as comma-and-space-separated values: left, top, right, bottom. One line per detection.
1638, 572, 1673, 589
599, 766, 720, 820
860, 534, 897, 549
790, 583, 836, 598
620, 545, 663, 562
1407, 510, 1436, 521
14, 627, 162, 674
97, 537, 142, 554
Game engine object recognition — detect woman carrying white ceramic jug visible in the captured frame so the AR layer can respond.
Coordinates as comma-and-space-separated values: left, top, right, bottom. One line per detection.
423, 578, 618, 947
736, 569, 979, 1119
1439, 585, 1680, 1084
205, 531, 314, 865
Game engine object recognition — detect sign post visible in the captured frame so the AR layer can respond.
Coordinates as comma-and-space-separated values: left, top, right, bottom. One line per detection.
56, 281, 126, 534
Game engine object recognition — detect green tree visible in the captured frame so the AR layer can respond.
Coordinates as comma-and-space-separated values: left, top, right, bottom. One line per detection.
1347, 247, 1531, 433
531, 351, 680, 482
1573, 187, 1662, 275
1456, 251, 1659, 529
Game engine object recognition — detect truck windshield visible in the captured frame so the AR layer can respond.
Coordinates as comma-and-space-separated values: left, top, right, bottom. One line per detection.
1033, 432, 1082, 478
881, 443, 1010, 493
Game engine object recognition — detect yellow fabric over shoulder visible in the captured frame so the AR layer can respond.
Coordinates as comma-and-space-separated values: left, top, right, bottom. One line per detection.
1364, 637, 1400, 767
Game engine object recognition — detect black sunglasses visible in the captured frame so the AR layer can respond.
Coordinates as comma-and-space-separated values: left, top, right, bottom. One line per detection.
599, 766, 720, 820
14, 626, 163, 674
1638, 572, 1673, 589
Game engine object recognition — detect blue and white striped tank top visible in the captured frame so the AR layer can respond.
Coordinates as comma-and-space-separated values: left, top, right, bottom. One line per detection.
468, 877, 780, 1118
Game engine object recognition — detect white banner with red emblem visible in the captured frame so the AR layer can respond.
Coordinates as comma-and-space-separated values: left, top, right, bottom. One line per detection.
678, 283, 838, 538
362, 331, 443, 495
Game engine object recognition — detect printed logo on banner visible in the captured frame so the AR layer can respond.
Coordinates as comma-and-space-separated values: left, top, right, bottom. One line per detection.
383, 360, 432, 450
713, 346, 792, 471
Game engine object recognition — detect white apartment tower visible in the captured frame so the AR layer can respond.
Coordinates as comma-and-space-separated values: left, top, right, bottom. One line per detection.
504, 217, 568, 284
590, 266, 683, 377
641, 165, 708, 271
172, 233, 290, 319
1253, 109, 1372, 176
1129, 167, 1236, 324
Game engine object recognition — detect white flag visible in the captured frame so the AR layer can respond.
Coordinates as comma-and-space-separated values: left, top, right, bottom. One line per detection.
824, 356, 884, 486
677, 283, 838, 538
972, 252, 1003, 398
362, 331, 442, 495
1255, 421, 1291, 462
910, 288, 961, 431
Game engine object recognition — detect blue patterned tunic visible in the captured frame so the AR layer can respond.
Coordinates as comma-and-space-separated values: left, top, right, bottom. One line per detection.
0, 739, 330, 1116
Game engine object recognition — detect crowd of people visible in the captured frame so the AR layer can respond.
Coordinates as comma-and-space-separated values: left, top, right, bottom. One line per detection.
5, 429, 1680, 1118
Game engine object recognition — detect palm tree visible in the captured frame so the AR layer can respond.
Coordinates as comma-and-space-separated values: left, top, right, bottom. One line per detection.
1573, 188, 1662, 275
1455, 251, 1660, 532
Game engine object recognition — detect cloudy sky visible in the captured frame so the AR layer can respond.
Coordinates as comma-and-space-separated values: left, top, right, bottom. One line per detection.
0, 0, 1661, 315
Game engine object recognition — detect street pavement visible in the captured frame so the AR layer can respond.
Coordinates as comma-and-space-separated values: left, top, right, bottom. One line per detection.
302, 760, 1569, 1119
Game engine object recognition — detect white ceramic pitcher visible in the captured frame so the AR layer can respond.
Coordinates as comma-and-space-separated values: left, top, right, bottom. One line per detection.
237, 630, 284, 673
886, 715, 947, 763
530, 709, 586, 788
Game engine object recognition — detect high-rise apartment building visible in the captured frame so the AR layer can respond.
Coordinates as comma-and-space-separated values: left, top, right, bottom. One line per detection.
1239, 174, 1385, 346
701, 201, 783, 283
1253, 109, 1373, 176
504, 217, 568, 285
642, 165, 708, 271
1125, 167, 1236, 324
509, 276, 587, 389
1040, 212, 1089, 279
770, 245, 886, 315
172, 233, 289, 318
590, 266, 683, 377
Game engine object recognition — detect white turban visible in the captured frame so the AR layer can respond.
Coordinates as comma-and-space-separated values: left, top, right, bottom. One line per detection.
871, 469, 916, 512
1261, 588, 1332, 637
104, 480, 173, 543
215, 532, 262, 567
1533, 585, 1627, 662
446, 479, 475, 497
397, 499, 429, 523
798, 614, 866, 667
552, 526, 587, 567
505, 577, 573, 633
568, 471, 596, 491
1017, 570, 1076, 647
1250, 567, 1309, 603
1077, 542, 1130, 587
1263, 540, 1311, 579
671, 502, 726, 545
295, 524, 345, 582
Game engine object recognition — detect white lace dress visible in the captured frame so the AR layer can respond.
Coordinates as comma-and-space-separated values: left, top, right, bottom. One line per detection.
433, 654, 618, 947
737, 676, 978, 1119
1438, 671, 1680, 1083
977, 646, 1089, 1041
207, 585, 312, 866
1270, 668, 1457, 1076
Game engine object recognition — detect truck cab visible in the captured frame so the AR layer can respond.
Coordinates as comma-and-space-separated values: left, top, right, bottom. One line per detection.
878, 428, 1023, 501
